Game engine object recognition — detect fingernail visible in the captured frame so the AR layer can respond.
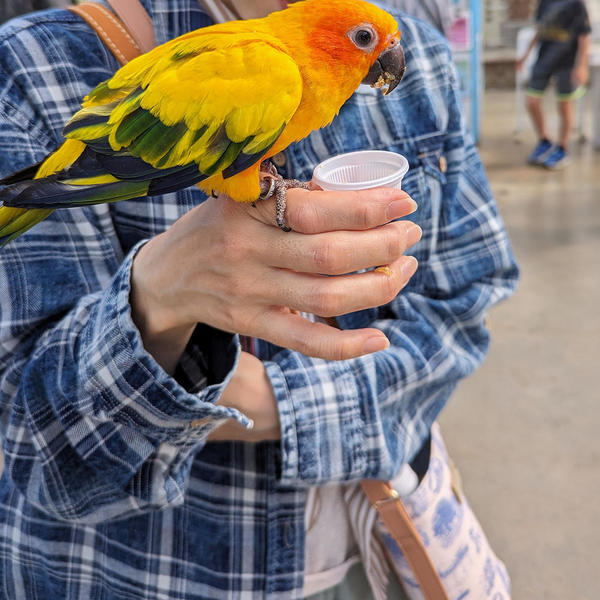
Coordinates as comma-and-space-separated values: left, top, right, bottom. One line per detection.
386, 198, 417, 221
363, 335, 390, 354
405, 223, 422, 246
401, 256, 418, 279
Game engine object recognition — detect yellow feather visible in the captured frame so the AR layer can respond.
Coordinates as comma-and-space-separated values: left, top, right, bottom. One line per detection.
35, 139, 86, 179
65, 124, 112, 143
106, 93, 143, 125
0, 207, 28, 229
63, 175, 119, 185
82, 86, 128, 108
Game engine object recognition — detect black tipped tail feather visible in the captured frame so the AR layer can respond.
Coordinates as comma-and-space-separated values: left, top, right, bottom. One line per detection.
0, 174, 152, 245
0, 148, 211, 245
2, 176, 151, 209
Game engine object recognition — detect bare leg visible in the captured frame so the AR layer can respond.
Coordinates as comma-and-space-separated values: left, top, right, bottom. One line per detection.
557, 98, 574, 149
526, 95, 549, 140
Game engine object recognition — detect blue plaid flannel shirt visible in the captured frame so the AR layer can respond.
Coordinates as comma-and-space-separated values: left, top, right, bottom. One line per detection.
0, 1, 518, 598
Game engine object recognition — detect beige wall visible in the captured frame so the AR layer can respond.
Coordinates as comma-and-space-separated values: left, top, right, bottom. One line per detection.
507, 0, 535, 21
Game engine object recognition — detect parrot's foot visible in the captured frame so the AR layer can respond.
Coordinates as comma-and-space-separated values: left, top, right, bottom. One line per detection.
259, 162, 309, 232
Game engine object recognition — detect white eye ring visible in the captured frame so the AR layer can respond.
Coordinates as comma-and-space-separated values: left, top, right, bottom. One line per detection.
348, 24, 378, 51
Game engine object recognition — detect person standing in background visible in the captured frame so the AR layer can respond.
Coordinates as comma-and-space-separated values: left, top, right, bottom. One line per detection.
517, 0, 592, 169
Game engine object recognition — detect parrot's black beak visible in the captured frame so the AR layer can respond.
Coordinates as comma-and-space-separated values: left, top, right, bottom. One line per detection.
362, 37, 406, 95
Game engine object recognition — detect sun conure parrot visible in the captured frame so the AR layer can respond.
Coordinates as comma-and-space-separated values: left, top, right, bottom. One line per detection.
0, 0, 405, 244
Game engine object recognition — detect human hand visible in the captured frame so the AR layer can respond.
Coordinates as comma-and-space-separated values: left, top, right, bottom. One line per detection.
572, 63, 589, 86
207, 351, 280, 442
515, 57, 526, 72
130, 185, 421, 371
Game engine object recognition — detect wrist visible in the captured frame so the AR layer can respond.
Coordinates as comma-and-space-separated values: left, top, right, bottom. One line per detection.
130, 238, 196, 374
210, 352, 280, 442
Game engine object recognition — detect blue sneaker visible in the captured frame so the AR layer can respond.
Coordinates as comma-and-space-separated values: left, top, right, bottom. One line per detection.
542, 146, 569, 170
527, 139, 553, 165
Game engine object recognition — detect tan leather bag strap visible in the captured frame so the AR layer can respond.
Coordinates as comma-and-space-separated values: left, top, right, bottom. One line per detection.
68, 1, 154, 65
361, 480, 449, 600
105, 0, 156, 53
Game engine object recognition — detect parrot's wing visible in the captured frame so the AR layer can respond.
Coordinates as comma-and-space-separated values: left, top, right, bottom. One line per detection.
3, 36, 303, 210
63, 35, 303, 183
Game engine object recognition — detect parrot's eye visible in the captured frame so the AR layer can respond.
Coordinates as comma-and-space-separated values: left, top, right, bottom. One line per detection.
355, 29, 373, 47
349, 25, 378, 51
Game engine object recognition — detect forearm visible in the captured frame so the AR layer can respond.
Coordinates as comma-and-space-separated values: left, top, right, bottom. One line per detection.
520, 32, 539, 62
0, 241, 244, 522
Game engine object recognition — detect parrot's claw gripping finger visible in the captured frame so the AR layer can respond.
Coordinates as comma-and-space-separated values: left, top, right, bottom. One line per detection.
259, 166, 309, 232
275, 178, 309, 231
260, 160, 279, 178
274, 182, 292, 232
259, 176, 277, 201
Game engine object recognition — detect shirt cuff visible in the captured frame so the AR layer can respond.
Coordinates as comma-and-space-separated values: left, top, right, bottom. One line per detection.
265, 357, 367, 485
80, 241, 251, 438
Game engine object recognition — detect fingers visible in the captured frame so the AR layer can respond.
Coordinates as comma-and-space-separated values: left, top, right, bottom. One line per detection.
254, 308, 390, 360
266, 219, 422, 275
242, 186, 417, 233
191, 190, 421, 360
259, 255, 418, 318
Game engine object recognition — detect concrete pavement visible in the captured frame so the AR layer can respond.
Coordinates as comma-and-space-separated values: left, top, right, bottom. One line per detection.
440, 89, 600, 600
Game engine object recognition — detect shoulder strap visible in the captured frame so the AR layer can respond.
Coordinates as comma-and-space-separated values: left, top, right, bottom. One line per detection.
68, 1, 154, 65
105, 0, 156, 54
361, 480, 449, 600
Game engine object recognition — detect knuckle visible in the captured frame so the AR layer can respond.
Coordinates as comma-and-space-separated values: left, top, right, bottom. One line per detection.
385, 229, 402, 261
312, 241, 340, 273
357, 201, 379, 229
291, 330, 342, 361
289, 328, 314, 356
289, 194, 319, 232
325, 340, 347, 362
310, 287, 340, 317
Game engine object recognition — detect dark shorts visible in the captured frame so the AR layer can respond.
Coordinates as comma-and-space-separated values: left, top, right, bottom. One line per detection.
527, 61, 584, 100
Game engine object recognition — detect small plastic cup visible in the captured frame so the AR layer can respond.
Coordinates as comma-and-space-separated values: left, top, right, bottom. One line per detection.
312, 150, 409, 191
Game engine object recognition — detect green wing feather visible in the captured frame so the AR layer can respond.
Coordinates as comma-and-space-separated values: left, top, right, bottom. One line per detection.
0, 29, 304, 243
64, 34, 303, 182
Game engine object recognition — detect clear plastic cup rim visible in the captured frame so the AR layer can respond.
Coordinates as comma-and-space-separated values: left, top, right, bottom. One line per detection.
312, 150, 409, 191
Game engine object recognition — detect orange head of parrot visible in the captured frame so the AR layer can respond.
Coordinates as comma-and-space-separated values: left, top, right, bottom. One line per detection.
277, 0, 406, 95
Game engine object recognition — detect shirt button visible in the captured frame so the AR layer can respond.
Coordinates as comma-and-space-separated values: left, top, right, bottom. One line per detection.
439, 155, 447, 173
272, 152, 287, 168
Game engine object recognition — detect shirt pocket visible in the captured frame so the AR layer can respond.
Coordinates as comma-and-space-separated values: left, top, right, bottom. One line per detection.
388, 134, 447, 293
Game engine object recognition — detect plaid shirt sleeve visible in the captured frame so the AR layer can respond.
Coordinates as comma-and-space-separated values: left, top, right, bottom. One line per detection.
266, 35, 519, 486
0, 64, 248, 523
